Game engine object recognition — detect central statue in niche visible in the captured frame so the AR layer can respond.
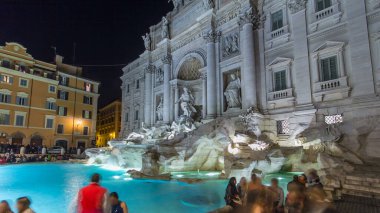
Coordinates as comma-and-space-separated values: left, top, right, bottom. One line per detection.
177, 87, 197, 117
224, 73, 242, 108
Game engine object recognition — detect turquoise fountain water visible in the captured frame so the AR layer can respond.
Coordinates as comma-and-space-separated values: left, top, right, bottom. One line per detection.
0, 163, 295, 213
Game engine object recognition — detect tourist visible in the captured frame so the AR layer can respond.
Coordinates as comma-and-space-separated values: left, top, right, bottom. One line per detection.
16, 197, 34, 213
224, 177, 241, 208
237, 177, 248, 205
247, 174, 265, 204
286, 175, 306, 213
77, 173, 110, 213
298, 174, 307, 187
306, 169, 323, 189
0, 200, 13, 213
109, 192, 128, 213
268, 178, 284, 213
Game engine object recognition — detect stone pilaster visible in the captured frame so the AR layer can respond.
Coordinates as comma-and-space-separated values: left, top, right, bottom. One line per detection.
173, 84, 179, 120
143, 65, 154, 126
203, 30, 220, 118
201, 72, 207, 119
288, 1, 313, 107
239, 7, 259, 110
162, 54, 172, 124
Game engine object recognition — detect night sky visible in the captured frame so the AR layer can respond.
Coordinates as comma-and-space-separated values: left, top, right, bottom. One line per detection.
0, 0, 171, 107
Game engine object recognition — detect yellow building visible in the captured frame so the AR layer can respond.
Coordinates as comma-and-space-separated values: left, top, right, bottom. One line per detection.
0, 42, 99, 150
96, 99, 121, 147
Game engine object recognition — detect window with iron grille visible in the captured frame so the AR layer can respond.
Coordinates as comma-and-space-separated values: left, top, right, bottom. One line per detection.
277, 120, 290, 135
324, 114, 343, 124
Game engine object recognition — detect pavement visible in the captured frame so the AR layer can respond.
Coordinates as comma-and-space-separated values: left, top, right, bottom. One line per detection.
335, 195, 380, 213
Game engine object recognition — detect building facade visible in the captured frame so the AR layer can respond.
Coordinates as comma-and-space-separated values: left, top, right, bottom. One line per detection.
0, 42, 99, 150
121, 0, 380, 160
96, 99, 122, 147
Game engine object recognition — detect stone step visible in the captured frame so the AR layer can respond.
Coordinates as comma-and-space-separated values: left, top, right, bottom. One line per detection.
343, 184, 380, 194
345, 179, 380, 188
346, 175, 380, 184
341, 189, 380, 200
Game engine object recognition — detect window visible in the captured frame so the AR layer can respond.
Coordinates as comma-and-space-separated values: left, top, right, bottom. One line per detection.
324, 114, 343, 124
83, 96, 93, 105
320, 56, 338, 81
277, 120, 290, 135
83, 126, 89, 135
82, 110, 92, 119
59, 76, 69, 86
15, 114, 25, 127
0, 111, 10, 125
127, 84, 130, 93
16, 96, 28, 106
274, 70, 287, 91
0, 74, 13, 84
271, 10, 283, 31
125, 113, 129, 122
46, 101, 56, 110
45, 117, 54, 129
316, 0, 332, 12
136, 80, 140, 89
49, 85, 56, 93
0, 93, 11, 103
57, 106, 68, 116
19, 79, 28, 87
57, 124, 64, 134
57, 90, 69, 100
135, 110, 139, 120
84, 82, 93, 92
1, 60, 10, 68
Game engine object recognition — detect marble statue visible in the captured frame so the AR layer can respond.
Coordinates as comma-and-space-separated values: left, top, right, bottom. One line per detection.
156, 68, 164, 84
224, 73, 242, 108
168, 0, 181, 10
156, 97, 164, 121
176, 87, 196, 117
162, 17, 169, 39
203, 0, 214, 10
142, 33, 151, 51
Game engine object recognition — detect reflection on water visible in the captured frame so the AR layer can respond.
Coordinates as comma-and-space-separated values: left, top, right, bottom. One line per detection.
0, 164, 296, 213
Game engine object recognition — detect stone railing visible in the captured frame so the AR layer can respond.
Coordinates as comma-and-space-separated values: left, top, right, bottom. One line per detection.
270, 26, 288, 39
314, 76, 348, 93
268, 88, 293, 101
314, 4, 339, 21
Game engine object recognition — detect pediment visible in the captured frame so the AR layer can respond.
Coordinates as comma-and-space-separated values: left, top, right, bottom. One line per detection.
266, 57, 292, 69
313, 41, 345, 53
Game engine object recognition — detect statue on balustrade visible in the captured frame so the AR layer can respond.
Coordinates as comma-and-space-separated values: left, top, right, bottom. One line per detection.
142, 33, 151, 51
224, 73, 242, 108
176, 87, 197, 117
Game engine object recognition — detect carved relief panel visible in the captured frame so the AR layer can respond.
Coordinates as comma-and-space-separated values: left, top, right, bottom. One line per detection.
221, 31, 240, 60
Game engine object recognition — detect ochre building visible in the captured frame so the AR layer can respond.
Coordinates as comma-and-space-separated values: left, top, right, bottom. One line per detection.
96, 99, 121, 147
0, 42, 99, 150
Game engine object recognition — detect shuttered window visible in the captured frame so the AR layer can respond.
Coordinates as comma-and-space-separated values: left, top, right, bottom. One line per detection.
274, 70, 287, 91
321, 56, 338, 81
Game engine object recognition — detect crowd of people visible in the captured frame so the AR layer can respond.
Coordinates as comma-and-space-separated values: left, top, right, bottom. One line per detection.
0, 174, 129, 213
223, 170, 336, 213
0, 153, 71, 164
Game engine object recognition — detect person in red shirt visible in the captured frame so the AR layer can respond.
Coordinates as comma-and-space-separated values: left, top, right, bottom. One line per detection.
77, 173, 110, 213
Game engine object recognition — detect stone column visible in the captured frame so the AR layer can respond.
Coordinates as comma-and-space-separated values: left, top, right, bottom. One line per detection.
239, 7, 258, 110
162, 55, 172, 124
174, 85, 179, 120
288, 0, 313, 107
143, 65, 154, 126
201, 72, 207, 119
203, 30, 219, 118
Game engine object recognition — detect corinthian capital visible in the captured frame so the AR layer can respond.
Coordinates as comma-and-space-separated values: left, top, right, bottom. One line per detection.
144, 64, 156, 74
238, 6, 260, 29
288, 0, 308, 14
203, 30, 221, 43
161, 54, 172, 64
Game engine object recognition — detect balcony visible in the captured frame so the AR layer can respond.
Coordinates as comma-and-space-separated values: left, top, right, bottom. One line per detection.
313, 76, 350, 102
268, 88, 294, 101
310, 4, 342, 32
270, 26, 287, 39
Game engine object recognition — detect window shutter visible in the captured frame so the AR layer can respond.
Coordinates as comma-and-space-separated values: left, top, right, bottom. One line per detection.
0, 74, 3, 81
9, 77, 13, 84
280, 71, 286, 90
321, 59, 329, 81
25, 98, 28, 106
275, 72, 281, 91
82, 110, 85, 118
329, 56, 338, 80
89, 111, 92, 119
57, 90, 61, 99
64, 107, 67, 116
